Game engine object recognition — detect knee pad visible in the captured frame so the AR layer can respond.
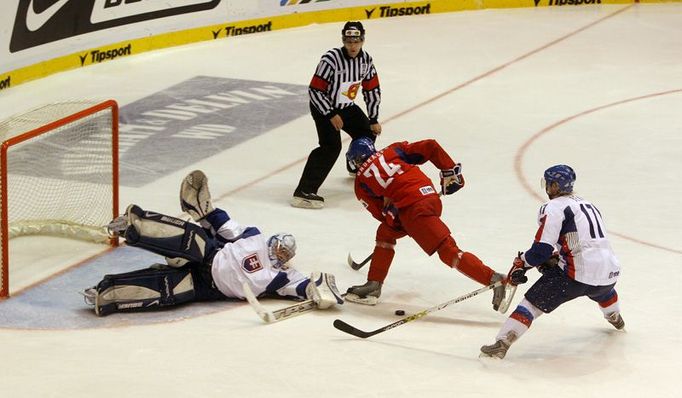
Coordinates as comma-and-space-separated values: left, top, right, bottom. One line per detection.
94, 265, 195, 316
124, 206, 215, 264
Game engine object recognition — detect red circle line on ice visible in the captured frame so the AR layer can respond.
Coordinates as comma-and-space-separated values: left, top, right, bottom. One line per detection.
514, 88, 682, 255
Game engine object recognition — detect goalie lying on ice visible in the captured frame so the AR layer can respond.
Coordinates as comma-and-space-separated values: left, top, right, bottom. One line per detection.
82, 170, 344, 316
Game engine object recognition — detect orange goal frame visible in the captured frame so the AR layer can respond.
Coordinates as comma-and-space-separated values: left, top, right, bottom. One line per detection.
0, 100, 119, 298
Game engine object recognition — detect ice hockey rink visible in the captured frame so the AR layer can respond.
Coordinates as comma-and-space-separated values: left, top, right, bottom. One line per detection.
1, 3, 681, 397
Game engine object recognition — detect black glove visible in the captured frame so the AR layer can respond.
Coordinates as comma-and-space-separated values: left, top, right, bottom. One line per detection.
439, 163, 465, 195
508, 252, 531, 285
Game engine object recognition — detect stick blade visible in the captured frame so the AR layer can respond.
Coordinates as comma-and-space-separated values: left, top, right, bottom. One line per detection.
496, 283, 518, 314
347, 253, 356, 268
333, 319, 372, 339
347, 252, 370, 270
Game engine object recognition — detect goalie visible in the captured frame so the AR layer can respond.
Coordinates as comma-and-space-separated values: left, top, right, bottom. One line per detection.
82, 170, 344, 316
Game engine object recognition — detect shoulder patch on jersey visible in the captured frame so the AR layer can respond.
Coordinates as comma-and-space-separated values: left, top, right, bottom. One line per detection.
419, 186, 436, 195
242, 253, 264, 273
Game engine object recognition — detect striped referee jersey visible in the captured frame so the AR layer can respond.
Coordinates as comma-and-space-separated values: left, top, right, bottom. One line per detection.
309, 47, 381, 123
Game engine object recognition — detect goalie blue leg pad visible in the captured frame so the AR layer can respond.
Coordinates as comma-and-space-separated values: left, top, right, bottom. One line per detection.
94, 265, 196, 316
124, 206, 216, 264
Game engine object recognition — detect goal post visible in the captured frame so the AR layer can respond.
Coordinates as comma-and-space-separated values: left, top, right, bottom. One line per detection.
0, 100, 119, 298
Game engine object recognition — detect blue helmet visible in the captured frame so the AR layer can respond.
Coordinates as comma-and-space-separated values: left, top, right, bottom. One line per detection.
543, 164, 576, 193
346, 137, 376, 173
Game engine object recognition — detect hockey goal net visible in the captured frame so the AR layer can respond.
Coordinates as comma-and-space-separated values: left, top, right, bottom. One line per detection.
0, 100, 119, 298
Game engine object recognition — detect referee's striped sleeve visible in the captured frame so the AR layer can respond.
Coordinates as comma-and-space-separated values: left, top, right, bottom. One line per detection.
362, 62, 381, 122
309, 58, 335, 116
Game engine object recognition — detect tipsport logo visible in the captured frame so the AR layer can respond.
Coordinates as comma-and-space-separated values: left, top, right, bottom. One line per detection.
364, 3, 431, 19
0, 76, 10, 91
280, 0, 331, 5
10, 0, 221, 52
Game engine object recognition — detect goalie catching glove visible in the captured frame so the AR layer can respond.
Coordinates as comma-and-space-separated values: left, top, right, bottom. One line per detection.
440, 163, 465, 195
180, 170, 215, 221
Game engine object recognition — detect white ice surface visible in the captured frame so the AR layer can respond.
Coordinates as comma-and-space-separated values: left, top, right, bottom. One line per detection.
0, 4, 681, 397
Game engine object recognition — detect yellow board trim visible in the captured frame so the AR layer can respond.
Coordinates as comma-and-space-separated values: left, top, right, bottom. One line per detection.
0, 0, 668, 91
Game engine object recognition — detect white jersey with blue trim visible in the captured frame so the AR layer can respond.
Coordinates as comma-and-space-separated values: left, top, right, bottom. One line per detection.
209, 225, 307, 299
535, 194, 620, 286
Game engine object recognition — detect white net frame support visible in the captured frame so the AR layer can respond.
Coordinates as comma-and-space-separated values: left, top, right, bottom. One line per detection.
0, 100, 119, 298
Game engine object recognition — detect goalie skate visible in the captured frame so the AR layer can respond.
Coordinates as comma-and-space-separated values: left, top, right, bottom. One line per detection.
80, 287, 97, 306
106, 214, 129, 237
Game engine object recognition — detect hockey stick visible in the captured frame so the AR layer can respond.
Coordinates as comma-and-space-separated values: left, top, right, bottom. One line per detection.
347, 252, 372, 270
333, 280, 504, 338
243, 282, 277, 322
243, 282, 346, 323
243, 282, 316, 323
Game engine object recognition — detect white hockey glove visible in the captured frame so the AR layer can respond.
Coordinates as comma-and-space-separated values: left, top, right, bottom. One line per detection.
440, 163, 465, 195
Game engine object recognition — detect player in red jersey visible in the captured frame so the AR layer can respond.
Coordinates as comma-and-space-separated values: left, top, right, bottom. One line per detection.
344, 137, 507, 310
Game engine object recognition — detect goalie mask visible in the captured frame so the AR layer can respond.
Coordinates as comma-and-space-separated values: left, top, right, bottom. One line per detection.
268, 233, 297, 269
541, 164, 576, 194
346, 137, 376, 173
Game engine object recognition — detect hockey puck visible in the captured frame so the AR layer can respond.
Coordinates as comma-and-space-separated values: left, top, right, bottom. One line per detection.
395, 309, 405, 316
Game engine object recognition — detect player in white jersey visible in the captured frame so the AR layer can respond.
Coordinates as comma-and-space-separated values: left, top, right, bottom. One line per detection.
480, 165, 624, 359
82, 170, 344, 316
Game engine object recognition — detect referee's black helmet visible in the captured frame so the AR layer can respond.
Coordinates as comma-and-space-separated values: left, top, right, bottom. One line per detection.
342, 21, 365, 41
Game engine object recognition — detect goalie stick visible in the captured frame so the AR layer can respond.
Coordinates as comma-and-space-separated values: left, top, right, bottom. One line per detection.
347, 252, 372, 270
333, 280, 505, 338
243, 282, 346, 323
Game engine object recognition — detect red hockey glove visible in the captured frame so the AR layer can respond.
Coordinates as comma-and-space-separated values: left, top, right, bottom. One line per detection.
440, 163, 465, 195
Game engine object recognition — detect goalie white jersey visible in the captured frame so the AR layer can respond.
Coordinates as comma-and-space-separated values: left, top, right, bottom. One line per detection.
535, 195, 621, 286
209, 225, 307, 300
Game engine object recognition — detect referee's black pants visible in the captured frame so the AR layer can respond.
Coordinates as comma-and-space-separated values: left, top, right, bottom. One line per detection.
294, 103, 375, 195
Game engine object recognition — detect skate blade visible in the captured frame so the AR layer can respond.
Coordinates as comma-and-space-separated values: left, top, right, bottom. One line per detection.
345, 293, 378, 306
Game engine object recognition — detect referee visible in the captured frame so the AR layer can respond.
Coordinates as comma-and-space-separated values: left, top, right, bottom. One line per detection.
291, 21, 382, 209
